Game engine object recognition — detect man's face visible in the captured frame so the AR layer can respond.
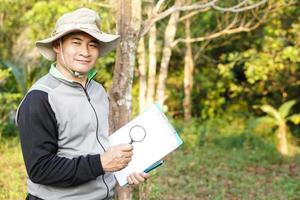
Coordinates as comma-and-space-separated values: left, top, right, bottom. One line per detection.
54, 31, 100, 74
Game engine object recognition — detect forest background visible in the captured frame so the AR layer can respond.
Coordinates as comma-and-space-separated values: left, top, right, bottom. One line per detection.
0, 0, 299, 199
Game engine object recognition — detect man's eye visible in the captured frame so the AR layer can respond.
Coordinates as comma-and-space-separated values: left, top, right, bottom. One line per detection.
73, 41, 80, 45
90, 44, 98, 48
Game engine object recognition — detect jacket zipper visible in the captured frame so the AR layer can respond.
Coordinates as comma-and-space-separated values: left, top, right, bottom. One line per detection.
79, 83, 110, 199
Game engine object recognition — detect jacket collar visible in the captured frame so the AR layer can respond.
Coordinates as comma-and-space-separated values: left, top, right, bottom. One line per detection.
49, 63, 97, 84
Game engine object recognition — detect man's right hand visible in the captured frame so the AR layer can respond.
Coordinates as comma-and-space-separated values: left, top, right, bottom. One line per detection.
100, 144, 133, 172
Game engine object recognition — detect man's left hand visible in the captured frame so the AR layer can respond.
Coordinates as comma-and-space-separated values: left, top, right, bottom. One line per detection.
127, 172, 149, 186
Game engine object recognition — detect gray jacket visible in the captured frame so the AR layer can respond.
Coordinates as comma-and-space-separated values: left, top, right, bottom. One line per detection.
16, 64, 116, 200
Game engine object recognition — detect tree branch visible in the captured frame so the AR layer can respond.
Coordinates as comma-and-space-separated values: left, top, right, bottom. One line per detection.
212, 0, 268, 13
171, 4, 270, 47
179, 9, 209, 22
140, 0, 219, 37
153, 0, 166, 13
140, 0, 268, 37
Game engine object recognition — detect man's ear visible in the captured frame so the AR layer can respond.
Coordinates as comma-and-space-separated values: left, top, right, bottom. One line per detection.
52, 40, 60, 54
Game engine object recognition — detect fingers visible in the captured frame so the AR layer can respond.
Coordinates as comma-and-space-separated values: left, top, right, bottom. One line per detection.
101, 144, 134, 172
127, 175, 134, 185
117, 144, 133, 159
118, 144, 133, 151
123, 150, 133, 158
141, 172, 150, 179
123, 156, 132, 165
127, 173, 140, 185
127, 172, 149, 185
117, 152, 133, 168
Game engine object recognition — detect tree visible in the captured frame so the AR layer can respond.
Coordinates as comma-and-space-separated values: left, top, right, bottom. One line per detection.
183, 16, 194, 121
155, 0, 182, 107
147, 0, 271, 108
136, 0, 273, 116
109, 1, 142, 199
258, 100, 300, 155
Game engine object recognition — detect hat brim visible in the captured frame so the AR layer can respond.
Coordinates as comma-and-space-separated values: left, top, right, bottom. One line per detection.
36, 28, 120, 61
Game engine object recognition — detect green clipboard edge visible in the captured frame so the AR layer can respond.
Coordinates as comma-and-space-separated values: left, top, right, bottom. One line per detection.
154, 103, 183, 145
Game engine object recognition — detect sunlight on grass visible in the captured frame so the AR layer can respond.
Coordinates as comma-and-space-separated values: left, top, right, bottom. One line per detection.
137, 139, 300, 200
1, 136, 299, 200
0, 137, 27, 199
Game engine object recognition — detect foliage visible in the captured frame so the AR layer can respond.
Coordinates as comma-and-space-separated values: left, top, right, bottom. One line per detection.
216, 0, 300, 109
0, 0, 117, 137
0, 0, 36, 59
0, 67, 22, 138
183, 112, 265, 148
152, 0, 300, 120
0, 69, 10, 84
260, 100, 299, 123
0, 92, 22, 138
257, 100, 300, 155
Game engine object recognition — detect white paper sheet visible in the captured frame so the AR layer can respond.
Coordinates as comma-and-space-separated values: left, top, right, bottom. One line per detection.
108, 103, 183, 186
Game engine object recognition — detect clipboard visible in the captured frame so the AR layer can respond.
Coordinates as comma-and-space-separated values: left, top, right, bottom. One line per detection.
108, 103, 183, 186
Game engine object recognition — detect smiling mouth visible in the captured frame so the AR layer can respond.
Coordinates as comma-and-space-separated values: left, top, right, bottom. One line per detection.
76, 60, 91, 63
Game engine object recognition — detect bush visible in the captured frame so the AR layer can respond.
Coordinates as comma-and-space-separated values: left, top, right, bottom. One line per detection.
174, 110, 288, 155
0, 92, 22, 138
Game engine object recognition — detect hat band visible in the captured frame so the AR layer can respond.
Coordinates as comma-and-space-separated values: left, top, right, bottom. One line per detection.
51, 23, 102, 37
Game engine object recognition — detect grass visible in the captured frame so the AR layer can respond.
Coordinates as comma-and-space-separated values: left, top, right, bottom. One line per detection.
1, 135, 300, 200
0, 137, 27, 200
139, 138, 300, 200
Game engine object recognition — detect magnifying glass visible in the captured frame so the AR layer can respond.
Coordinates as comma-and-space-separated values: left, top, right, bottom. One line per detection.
129, 125, 146, 144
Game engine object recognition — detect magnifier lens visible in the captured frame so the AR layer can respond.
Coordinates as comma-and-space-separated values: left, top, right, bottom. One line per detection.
130, 126, 146, 142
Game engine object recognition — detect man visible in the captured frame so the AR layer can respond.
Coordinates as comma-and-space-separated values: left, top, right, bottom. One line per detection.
16, 8, 148, 200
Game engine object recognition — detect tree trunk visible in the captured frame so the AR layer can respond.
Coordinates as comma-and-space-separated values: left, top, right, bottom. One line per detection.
137, 37, 147, 112
183, 18, 194, 121
109, 0, 141, 199
155, 0, 181, 107
277, 121, 288, 155
146, 10, 157, 108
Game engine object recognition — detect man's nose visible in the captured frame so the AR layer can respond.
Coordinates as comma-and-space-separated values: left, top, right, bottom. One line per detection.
79, 45, 90, 57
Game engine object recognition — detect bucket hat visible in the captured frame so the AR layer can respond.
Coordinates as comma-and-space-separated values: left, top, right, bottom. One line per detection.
36, 8, 120, 61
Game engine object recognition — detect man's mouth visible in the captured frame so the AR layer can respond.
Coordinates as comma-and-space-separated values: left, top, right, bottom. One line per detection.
76, 60, 90, 64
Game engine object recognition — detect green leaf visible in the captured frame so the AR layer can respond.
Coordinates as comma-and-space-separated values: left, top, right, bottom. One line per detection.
260, 105, 281, 121
281, 46, 300, 62
287, 114, 300, 124
256, 116, 277, 127
0, 59, 27, 94
278, 100, 296, 119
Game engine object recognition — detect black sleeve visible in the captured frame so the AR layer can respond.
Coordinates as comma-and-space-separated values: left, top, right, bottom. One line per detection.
17, 90, 104, 187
